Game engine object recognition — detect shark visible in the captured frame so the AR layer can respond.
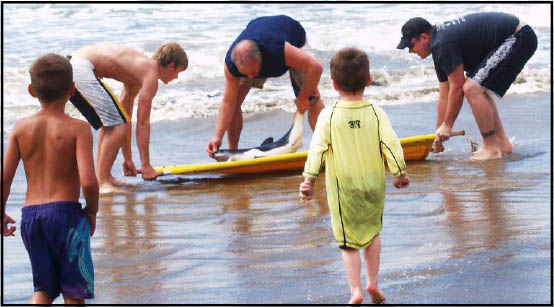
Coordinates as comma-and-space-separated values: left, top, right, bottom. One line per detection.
213, 111, 304, 162
212, 69, 318, 162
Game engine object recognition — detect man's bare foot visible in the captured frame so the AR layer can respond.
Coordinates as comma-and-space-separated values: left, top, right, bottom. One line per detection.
99, 182, 129, 195
348, 288, 364, 304
498, 137, 513, 156
366, 285, 386, 304
470, 148, 503, 161
109, 176, 137, 187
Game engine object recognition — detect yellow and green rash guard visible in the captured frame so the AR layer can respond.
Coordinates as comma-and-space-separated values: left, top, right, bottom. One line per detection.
303, 99, 406, 249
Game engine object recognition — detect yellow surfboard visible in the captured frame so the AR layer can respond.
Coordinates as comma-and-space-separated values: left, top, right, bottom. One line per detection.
153, 131, 464, 176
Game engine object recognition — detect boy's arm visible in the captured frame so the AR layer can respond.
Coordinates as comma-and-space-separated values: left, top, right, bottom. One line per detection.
299, 176, 315, 201
393, 174, 410, 189
120, 84, 140, 177
300, 109, 330, 201
377, 108, 407, 177
378, 112, 410, 189
76, 122, 99, 235
3, 127, 21, 236
121, 123, 137, 176
136, 74, 158, 180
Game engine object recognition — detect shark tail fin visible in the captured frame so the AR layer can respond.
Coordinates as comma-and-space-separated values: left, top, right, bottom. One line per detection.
260, 137, 274, 146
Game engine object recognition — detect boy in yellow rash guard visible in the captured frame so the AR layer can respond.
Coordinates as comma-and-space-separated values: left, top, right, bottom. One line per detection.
299, 48, 410, 304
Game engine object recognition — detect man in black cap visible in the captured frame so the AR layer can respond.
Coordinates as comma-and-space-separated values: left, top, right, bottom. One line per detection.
397, 12, 537, 160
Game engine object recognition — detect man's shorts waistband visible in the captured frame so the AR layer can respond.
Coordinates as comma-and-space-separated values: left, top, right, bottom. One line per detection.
514, 22, 527, 34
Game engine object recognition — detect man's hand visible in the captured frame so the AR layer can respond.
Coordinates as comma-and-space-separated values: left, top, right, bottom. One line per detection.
299, 178, 315, 201
141, 164, 158, 181
83, 208, 97, 237
432, 139, 445, 153
123, 160, 137, 177
433, 123, 452, 153
295, 96, 311, 114
206, 137, 222, 157
393, 174, 410, 189
3, 214, 16, 236
435, 123, 453, 143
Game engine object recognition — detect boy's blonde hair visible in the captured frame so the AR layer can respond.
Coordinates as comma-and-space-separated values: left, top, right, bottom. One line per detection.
153, 42, 188, 70
29, 53, 73, 102
330, 47, 370, 93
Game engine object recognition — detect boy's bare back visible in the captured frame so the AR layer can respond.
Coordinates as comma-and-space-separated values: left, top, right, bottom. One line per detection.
10, 112, 94, 206
73, 43, 155, 86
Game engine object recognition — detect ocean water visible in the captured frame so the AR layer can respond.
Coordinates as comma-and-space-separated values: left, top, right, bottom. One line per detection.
2, 3, 551, 133
2, 3, 552, 305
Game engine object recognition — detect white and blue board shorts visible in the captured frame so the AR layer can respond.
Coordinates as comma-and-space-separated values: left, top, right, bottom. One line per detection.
68, 56, 130, 130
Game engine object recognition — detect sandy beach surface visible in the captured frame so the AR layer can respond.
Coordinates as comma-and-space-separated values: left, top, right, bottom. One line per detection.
2, 3, 551, 304
2, 92, 550, 304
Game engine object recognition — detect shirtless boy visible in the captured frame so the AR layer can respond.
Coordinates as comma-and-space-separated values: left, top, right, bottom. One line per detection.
69, 43, 187, 193
3, 54, 99, 304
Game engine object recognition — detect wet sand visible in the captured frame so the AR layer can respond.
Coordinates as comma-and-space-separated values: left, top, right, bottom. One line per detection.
2, 93, 551, 304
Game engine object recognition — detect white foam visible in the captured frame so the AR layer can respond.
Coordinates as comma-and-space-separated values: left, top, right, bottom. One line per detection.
2, 3, 551, 132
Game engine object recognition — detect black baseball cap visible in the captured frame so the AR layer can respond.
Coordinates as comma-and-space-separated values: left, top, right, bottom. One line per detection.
397, 17, 432, 49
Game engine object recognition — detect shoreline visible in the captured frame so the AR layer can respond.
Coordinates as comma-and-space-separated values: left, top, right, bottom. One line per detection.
2, 93, 551, 304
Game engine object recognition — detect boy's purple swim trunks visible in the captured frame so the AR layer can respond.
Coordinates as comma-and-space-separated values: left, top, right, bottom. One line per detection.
21, 201, 94, 301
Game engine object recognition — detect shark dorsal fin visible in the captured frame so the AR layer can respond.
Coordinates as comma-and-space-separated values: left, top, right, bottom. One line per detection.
260, 137, 274, 146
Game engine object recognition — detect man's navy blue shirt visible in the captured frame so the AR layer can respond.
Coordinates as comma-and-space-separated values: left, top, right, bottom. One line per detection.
431, 12, 519, 81
225, 15, 306, 79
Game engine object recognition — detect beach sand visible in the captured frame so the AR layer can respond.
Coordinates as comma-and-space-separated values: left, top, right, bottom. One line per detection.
2, 93, 551, 304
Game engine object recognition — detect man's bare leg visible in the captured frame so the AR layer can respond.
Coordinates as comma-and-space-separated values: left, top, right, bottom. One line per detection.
96, 127, 125, 194
96, 127, 106, 167
96, 125, 129, 194
364, 235, 386, 304
109, 176, 137, 187
463, 79, 502, 160
341, 248, 364, 304
486, 92, 512, 155
308, 97, 325, 131
30, 291, 52, 304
